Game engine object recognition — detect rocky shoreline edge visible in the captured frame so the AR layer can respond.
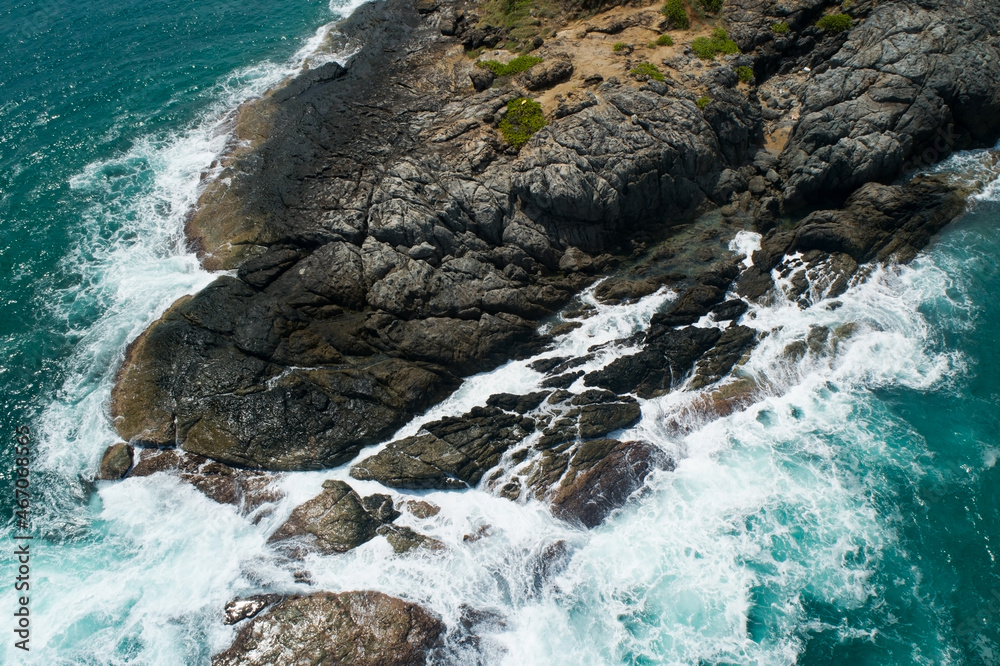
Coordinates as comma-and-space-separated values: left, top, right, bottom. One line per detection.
96, 0, 999, 662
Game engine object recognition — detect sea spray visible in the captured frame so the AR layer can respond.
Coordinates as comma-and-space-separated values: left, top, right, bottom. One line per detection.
0, 0, 376, 662
3, 4, 1000, 661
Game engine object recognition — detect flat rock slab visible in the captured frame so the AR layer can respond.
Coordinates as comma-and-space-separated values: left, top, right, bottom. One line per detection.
351, 406, 534, 489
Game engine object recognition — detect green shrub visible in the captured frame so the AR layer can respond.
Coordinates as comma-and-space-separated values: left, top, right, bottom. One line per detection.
691, 28, 739, 59
696, 95, 711, 109
476, 55, 543, 77
498, 97, 546, 149
657, 33, 674, 46
736, 65, 754, 83
816, 13, 852, 33
662, 0, 689, 30
630, 62, 666, 82
612, 42, 628, 52
699, 0, 723, 12
771, 21, 789, 34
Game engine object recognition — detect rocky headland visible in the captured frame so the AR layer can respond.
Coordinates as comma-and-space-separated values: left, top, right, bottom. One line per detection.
100, 0, 1000, 661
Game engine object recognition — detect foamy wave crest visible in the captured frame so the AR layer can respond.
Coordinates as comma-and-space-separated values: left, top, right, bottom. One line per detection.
0, 2, 376, 663
489, 240, 974, 664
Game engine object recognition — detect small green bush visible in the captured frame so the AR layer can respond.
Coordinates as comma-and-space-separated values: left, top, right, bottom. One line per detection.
612, 42, 628, 52
696, 95, 711, 109
476, 55, 543, 77
657, 33, 675, 46
816, 13, 852, 33
691, 28, 739, 60
498, 97, 546, 149
630, 62, 666, 82
662, 0, 689, 30
699, 0, 723, 12
772, 21, 789, 34
736, 65, 754, 83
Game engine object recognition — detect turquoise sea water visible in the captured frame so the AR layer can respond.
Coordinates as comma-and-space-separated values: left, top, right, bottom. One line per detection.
2, 0, 1000, 663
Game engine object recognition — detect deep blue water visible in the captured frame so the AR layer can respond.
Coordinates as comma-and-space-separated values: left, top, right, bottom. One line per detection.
2, 0, 1000, 663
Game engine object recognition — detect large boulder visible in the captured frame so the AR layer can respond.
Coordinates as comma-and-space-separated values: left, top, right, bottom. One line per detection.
213, 591, 444, 666
96, 442, 133, 480
268, 480, 400, 555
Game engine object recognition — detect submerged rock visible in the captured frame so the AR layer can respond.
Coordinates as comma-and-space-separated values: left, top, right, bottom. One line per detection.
128, 448, 281, 514
525, 438, 671, 528
377, 524, 446, 554
212, 591, 444, 666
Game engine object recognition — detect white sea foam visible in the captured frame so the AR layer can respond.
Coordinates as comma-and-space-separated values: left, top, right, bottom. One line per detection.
0, 1, 375, 663
728, 229, 762, 268
20, 238, 970, 664
10, 4, 995, 663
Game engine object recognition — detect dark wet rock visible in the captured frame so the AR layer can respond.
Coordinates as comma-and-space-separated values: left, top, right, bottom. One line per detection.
548, 321, 583, 336
735, 265, 774, 301
528, 356, 570, 374
539, 370, 584, 389
129, 448, 183, 477
546, 389, 573, 405
459, 605, 506, 633
577, 401, 641, 439
529, 438, 671, 528
378, 524, 446, 554
128, 448, 281, 514
549, 356, 589, 375
109, 0, 767, 474
451, 605, 508, 660
267, 480, 399, 555
806, 325, 829, 353
709, 299, 748, 322
96, 442, 133, 480
649, 262, 740, 327
350, 407, 534, 489
782, 340, 808, 362
486, 391, 549, 413
223, 595, 284, 625
531, 540, 572, 591
584, 326, 722, 398
537, 394, 641, 448
664, 377, 761, 434
761, 174, 973, 270
462, 524, 492, 543
212, 591, 444, 666
690, 324, 757, 389
405, 500, 441, 519
593, 276, 665, 304
557, 246, 595, 273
